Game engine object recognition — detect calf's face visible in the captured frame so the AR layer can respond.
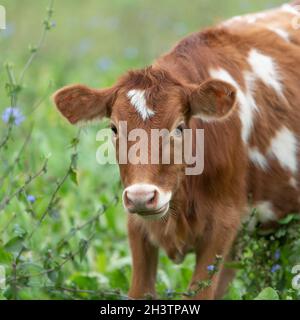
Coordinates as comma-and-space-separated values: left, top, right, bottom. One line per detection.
53, 69, 237, 220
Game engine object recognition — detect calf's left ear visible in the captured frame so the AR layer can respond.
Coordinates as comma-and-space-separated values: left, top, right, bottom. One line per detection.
53, 84, 116, 124
188, 79, 237, 121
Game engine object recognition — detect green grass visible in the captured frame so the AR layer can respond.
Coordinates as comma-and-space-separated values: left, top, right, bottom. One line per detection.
1, 0, 299, 300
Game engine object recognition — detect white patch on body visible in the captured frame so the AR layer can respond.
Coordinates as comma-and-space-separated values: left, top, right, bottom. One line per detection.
222, 15, 243, 27
222, 12, 267, 26
249, 147, 268, 170
268, 127, 298, 174
267, 27, 290, 42
281, 4, 299, 15
127, 89, 155, 121
255, 201, 277, 223
247, 49, 284, 97
245, 12, 267, 24
209, 68, 258, 143
289, 177, 298, 189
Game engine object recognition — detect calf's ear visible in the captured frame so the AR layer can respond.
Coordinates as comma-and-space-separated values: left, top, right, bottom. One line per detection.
188, 79, 237, 121
53, 84, 116, 124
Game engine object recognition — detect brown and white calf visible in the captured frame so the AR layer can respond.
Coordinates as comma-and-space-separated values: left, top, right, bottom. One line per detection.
53, 2, 300, 299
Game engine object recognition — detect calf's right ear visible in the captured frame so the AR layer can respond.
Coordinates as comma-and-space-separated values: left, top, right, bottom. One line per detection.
53, 84, 116, 124
188, 79, 237, 121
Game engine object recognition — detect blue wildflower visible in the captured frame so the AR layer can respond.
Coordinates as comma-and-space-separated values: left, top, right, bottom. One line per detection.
165, 289, 173, 298
124, 47, 139, 59
207, 265, 215, 272
2, 107, 25, 125
96, 57, 113, 71
271, 264, 281, 273
105, 17, 120, 30
77, 38, 93, 55
3, 23, 15, 38
27, 195, 36, 203
274, 250, 281, 261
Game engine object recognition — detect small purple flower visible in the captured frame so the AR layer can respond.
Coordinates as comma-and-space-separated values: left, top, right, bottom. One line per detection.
207, 265, 215, 272
274, 250, 281, 261
2, 107, 25, 125
271, 264, 281, 273
27, 195, 36, 203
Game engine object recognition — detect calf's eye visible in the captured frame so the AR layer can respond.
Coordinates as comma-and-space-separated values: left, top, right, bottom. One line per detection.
174, 124, 185, 137
111, 124, 118, 136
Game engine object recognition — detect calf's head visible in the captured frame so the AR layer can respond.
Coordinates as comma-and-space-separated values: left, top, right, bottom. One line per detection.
53, 67, 237, 220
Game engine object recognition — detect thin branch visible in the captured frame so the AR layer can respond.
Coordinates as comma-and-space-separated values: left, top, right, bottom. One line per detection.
18, 0, 55, 85
8, 232, 96, 282
0, 127, 33, 186
0, 124, 13, 150
0, 159, 48, 212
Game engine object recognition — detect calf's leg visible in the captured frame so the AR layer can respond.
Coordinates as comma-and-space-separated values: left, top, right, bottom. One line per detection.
127, 218, 158, 299
188, 214, 239, 300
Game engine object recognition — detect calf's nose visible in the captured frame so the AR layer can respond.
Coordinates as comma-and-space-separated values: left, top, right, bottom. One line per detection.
123, 184, 159, 213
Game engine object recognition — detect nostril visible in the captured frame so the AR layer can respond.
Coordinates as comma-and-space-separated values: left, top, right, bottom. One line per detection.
148, 194, 155, 204
146, 190, 158, 208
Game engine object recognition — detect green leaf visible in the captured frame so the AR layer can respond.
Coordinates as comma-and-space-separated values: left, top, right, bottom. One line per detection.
275, 228, 287, 238
226, 285, 243, 300
13, 224, 27, 238
69, 167, 78, 185
47, 269, 59, 283
18, 263, 45, 287
278, 214, 298, 225
70, 274, 98, 290
4, 237, 24, 253
78, 239, 89, 262
0, 247, 13, 265
254, 288, 279, 300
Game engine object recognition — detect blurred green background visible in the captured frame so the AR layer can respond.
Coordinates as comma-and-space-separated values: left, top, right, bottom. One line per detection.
2, 0, 299, 300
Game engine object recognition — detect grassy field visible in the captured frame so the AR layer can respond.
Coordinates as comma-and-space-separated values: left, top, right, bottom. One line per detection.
1, 0, 300, 300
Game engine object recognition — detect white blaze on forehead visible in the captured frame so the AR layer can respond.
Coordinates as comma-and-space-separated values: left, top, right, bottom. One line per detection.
209, 68, 258, 143
268, 127, 298, 174
247, 49, 284, 97
267, 27, 290, 42
127, 89, 155, 121
249, 147, 268, 170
